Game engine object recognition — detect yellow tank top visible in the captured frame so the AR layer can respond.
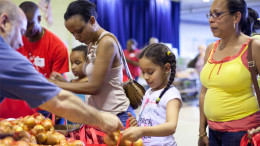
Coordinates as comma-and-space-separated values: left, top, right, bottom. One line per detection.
200, 39, 259, 122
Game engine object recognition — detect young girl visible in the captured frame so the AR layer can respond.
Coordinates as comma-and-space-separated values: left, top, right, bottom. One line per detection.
70, 45, 88, 83
121, 43, 182, 146
51, 45, 88, 124
51, 45, 88, 101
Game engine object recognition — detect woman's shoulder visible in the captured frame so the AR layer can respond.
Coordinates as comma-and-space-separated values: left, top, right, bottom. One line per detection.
98, 32, 118, 46
252, 38, 260, 55
206, 42, 216, 54
204, 42, 216, 62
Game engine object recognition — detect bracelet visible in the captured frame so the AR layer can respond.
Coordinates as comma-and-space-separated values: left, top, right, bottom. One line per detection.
198, 133, 207, 138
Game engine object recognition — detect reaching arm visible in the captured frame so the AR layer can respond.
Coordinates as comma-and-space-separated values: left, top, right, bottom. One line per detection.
126, 57, 139, 66
121, 99, 181, 142
49, 36, 120, 95
38, 90, 123, 134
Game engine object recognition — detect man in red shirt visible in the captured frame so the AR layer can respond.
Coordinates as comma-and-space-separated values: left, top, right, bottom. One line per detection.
0, 1, 69, 118
123, 39, 141, 81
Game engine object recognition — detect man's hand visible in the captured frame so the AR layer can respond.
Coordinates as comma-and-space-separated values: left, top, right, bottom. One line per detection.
98, 112, 123, 135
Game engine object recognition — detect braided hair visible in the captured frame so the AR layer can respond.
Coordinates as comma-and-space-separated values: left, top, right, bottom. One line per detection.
139, 43, 176, 104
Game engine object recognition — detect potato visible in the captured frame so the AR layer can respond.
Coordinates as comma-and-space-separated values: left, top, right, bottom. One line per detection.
14, 140, 30, 146
36, 133, 47, 144
104, 134, 117, 146
30, 135, 37, 144
0, 137, 14, 145
46, 133, 60, 145
32, 125, 45, 134
36, 114, 45, 122
104, 131, 143, 146
18, 130, 31, 140
23, 116, 36, 128
42, 119, 53, 131
54, 132, 66, 141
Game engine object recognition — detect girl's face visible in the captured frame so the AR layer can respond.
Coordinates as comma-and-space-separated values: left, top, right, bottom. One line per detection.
209, 0, 234, 38
139, 57, 169, 91
65, 15, 95, 45
70, 51, 86, 78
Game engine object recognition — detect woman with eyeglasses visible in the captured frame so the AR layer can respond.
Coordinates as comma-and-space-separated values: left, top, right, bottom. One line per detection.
198, 0, 260, 146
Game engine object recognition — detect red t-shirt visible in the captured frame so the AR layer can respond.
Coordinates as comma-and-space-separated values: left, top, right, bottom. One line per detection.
0, 28, 69, 118
17, 28, 69, 78
123, 49, 141, 79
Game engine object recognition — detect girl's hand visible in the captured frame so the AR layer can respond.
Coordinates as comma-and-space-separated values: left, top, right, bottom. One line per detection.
50, 71, 67, 82
127, 112, 138, 127
121, 127, 143, 142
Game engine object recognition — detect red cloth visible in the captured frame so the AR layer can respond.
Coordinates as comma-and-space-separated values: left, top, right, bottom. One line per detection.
0, 98, 37, 118
123, 49, 140, 78
17, 28, 69, 78
208, 110, 260, 132
0, 28, 69, 118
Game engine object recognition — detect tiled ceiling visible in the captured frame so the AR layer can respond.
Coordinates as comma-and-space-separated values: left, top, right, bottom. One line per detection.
180, 0, 260, 24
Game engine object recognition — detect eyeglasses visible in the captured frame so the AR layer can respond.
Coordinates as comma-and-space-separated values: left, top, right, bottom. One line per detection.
206, 11, 229, 19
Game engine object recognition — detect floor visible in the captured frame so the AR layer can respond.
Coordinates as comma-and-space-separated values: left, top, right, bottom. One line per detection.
174, 99, 200, 146
134, 98, 200, 146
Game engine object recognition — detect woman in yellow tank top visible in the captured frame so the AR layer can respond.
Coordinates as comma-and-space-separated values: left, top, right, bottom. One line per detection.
198, 0, 260, 146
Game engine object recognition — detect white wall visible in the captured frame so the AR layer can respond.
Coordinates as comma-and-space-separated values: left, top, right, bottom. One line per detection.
179, 22, 217, 59
11, 0, 83, 51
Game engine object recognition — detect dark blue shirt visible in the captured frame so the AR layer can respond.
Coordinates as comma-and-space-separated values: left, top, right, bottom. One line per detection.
0, 36, 61, 108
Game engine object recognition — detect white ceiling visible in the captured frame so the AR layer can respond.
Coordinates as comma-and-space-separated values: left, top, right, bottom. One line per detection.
180, 0, 260, 24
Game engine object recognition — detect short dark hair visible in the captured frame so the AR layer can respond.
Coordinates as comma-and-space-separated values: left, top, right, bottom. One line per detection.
128, 38, 138, 47
19, 1, 39, 14
72, 45, 88, 58
64, 0, 97, 23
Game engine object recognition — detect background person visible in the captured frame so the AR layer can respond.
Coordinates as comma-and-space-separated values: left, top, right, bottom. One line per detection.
70, 45, 89, 84
123, 38, 141, 81
248, 7, 260, 39
52, 45, 89, 102
149, 37, 159, 45
198, 0, 260, 145
187, 44, 206, 74
49, 0, 135, 127
0, 0, 122, 135
52, 45, 89, 124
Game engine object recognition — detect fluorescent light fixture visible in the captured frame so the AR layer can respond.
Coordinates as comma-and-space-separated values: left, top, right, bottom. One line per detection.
203, 0, 210, 2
